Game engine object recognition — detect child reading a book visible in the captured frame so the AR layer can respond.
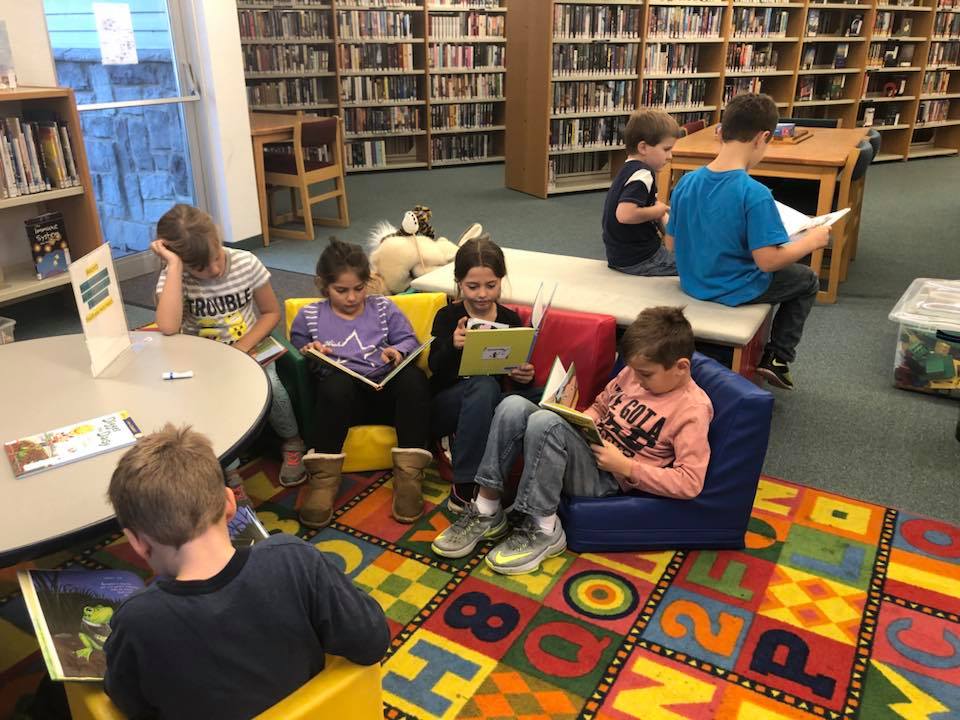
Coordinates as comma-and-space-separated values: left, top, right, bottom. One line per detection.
429, 236, 538, 512
665, 93, 828, 390
602, 109, 682, 277
290, 238, 432, 527
432, 307, 713, 574
103, 424, 389, 720
152, 204, 306, 489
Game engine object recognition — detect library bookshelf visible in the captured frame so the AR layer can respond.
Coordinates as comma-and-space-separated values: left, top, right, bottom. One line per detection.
505, 0, 960, 198
237, 0, 507, 172
0, 87, 103, 306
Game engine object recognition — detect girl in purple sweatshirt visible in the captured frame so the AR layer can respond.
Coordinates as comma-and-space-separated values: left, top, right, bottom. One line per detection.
290, 239, 432, 529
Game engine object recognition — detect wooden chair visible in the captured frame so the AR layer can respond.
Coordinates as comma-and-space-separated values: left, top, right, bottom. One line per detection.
264, 115, 349, 241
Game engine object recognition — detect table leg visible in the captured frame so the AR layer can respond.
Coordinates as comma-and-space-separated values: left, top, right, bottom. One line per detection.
657, 164, 674, 202
252, 137, 270, 247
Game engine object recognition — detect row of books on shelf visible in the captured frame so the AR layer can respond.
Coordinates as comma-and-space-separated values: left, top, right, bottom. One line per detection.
802, 43, 851, 69
917, 98, 952, 122
648, 7, 723, 40
553, 6, 643, 40
646, 43, 702, 75
431, 133, 497, 161
337, 10, 417, 40
1, 118, 80, 199
867, 41, 916, 67
551, 80, 635, 115
246, 78, 331, 108
238, 9, 332, 40
922, 69, 953, 93
549, 154, 607, 184
244, 44, 331, 74
429, 13, 504, 39
732, 8, 790, 38
641, 78, 709, 108
933, 12, 960, 36
861, 106, 902, 126
340, 75, 419, 102
339, 43, 416, 71
552, 44, 639, 77
929, 40, 960, 66
727, 42, 781, 72
344, 106, 421, 134
807, 10, 863, 37
430, 0, 504, 7
724, 77, 763, 102
430, 73, 503, 99
345, 137, 413, 169
549, 116, 626, 150
875, 12, 917, 37
431, 102, 499, 128
429, 44, 504, 69
796, 74, 847, 100
863, 75, 909, 98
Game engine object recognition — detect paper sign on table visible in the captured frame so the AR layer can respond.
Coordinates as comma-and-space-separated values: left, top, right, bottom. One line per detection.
69, 244, 131, 376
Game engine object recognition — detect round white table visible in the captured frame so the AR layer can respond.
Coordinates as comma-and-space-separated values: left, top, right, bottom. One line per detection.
0, 332, 271, 565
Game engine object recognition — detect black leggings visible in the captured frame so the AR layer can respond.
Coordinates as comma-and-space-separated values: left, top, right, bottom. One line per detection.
308, 362, 431, 454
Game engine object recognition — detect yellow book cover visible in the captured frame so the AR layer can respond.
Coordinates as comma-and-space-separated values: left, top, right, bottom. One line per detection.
458, 326, 535, 376
539, 357, 602, 445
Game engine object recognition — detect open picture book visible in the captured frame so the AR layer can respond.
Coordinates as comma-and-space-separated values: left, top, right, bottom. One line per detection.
306, 337, 434, 390
249, 335, 288, 367
19, 510, 273, 681
539, 357, 602, 445
458, 282, 557, 376
4, 411, 141, 479
775, 201, 850, 241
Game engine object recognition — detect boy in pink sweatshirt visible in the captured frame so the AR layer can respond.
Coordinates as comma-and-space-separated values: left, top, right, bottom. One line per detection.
432, 306, 713, 575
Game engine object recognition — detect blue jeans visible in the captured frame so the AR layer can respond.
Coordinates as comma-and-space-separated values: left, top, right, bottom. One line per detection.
610, 244, 677, 277
474, 396, 620, 517
432, 377, 541, 485
266, 363, 299, 440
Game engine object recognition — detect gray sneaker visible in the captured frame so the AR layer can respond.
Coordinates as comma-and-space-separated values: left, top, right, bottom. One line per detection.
278, 439, 307, 487
432, 503, 508, 559
485, 516, 566, 575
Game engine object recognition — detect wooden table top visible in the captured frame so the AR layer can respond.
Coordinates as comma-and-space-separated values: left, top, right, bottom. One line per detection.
672, 124, 868, 167
0, 333, 270, 564
250, 112, 299, 135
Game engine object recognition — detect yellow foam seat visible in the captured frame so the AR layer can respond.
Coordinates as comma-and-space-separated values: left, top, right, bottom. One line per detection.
64, 656, 384, 720
276, 292, 446, 472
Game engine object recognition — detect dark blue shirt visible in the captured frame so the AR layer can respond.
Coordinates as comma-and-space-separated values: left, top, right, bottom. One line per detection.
602, 159, 663, 268
667, 167, 788, 306
104, 534, 389, 720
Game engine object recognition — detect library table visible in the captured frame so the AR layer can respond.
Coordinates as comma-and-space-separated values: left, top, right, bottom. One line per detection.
657, 124, 868, 304
411, 247, 772, 379
0, 333, 270, 566
250, 112, 300, 247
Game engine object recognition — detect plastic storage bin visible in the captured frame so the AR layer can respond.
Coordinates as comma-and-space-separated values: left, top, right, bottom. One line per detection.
0, 317, 14, 345
889, 278, 960, 398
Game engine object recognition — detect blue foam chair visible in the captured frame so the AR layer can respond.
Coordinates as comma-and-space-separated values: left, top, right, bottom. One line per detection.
558, 353, 773, 552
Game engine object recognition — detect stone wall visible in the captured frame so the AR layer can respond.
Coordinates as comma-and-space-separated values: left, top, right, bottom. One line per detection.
53, 48, 194, 256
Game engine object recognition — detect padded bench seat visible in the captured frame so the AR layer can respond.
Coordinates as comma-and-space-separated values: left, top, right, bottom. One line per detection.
411, 248, 773, 378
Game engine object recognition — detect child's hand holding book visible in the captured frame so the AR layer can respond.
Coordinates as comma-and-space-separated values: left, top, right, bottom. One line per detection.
453, 316, 468, 349
592, 440, 630, 475
300, 341, 330, 356
381, 346, 403, 366
508, 363, 535, 385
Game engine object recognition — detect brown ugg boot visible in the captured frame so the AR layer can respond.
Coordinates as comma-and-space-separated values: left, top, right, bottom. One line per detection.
391, 447, 432, 523
299, 451, 345, 528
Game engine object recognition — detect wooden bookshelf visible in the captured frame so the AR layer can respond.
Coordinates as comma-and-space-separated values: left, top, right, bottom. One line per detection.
0, 87, 103, 306
237, 0, 506, 172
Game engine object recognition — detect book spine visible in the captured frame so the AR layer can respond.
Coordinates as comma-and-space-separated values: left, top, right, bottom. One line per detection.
58, 124, 79, 187
0, 132, 17, 198
6, 121, 29, 195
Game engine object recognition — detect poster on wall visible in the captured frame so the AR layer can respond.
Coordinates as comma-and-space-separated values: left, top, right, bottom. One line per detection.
93, 3, 138, 66
69, 244, 131, 376
0, 21, 16, 89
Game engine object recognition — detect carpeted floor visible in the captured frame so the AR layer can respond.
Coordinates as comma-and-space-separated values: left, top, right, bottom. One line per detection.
2, 463, 958, 719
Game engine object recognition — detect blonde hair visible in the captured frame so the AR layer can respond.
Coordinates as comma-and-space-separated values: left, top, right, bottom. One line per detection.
156, 204, 221, 270
108, 424, 226, 548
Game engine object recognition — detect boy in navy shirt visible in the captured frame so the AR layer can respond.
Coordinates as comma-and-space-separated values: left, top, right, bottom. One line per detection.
602, 110, 682, 276
666, 94, 829, 390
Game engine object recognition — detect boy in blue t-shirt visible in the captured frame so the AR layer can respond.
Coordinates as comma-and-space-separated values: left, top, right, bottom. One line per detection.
665, 94, 829, 390
602, 109, 682, 276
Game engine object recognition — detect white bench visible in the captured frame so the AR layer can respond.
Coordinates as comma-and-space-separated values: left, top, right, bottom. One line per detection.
411, 248, 772, 377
